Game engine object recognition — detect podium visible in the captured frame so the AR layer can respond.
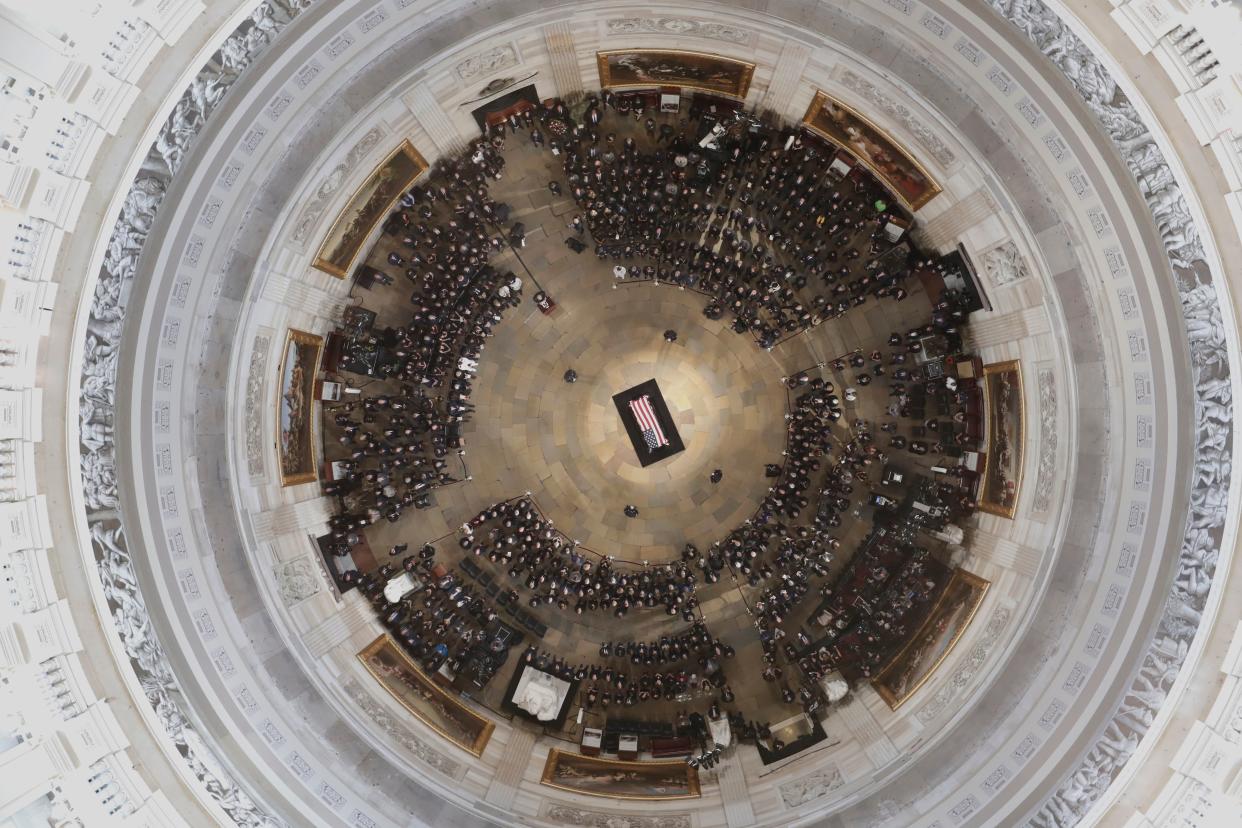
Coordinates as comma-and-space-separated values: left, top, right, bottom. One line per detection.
580, 727, 603, 757
317, 380, 343, 401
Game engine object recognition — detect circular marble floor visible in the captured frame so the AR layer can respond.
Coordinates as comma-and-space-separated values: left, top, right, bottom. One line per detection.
464, 270, 790, 564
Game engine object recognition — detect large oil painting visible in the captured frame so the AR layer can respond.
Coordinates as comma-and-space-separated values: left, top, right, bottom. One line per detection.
802, 90, 942, 211
277, 329, 321, 486
358, 635, 494, 757
979, 359, 1025, 518
873, 569, 990, 710
312, 139, 428, 278
540, 750, 701, 800
597, 49, 754, 99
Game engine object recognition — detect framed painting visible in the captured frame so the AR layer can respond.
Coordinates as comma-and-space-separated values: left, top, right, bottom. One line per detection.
872, 569, 991, 710
540, 750, 701, 800
277, 329, 322, 486
597, 49, 754, 99
802, 90, 942, 211
358, 635, 494, 757
979, 360, 1025, 518
312, 139, 428, 278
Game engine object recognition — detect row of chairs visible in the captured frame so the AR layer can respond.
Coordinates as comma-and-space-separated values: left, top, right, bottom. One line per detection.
457, 556, 549, 639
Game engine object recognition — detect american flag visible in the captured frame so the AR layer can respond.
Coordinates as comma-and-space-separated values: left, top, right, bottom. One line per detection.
629, 395, 669, 452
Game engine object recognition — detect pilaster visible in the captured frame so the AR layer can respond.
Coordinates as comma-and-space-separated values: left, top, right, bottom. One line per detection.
718, 757, 756, 828
483, 727, 537, 809
251, 497, 334, 543
914, 188, 996, 250
403, 84, 467, 156
965, 529, 1042, 579
836, 690, 899, 767
759, 41, 809, 115
261, 273, 348, 321
542, 21, 583, 100
964, 306, 1051, 349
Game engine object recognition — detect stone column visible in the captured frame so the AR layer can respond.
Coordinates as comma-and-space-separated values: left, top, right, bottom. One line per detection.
543, 21, 583, 100
835, 691, 899, 767
403, 84, 466, 156
914, 187, 995, 249
759, 41, 810, 115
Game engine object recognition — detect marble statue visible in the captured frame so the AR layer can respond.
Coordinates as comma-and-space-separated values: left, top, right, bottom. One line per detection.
514, 671, 562, 721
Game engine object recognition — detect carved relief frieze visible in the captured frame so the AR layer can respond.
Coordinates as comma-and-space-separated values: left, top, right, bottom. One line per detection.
244, 334, 270, 478
837, 68, 956, 167
290, 126, 386, 247
71, 0, 1235, 826
542, 803, 692, 828
914, 606, 1013, 724
604, 17, 754, 46
274, 554, 321, 606
981, 240, 1030, 287
78, 3, 317, 826
779, 766, 845, 808
1032, 369, 1058, 513
454, 44, 519, 81
342, 680, 461, 778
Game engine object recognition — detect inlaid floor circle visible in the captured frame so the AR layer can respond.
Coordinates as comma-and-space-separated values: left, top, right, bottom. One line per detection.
465, 270, 789, 563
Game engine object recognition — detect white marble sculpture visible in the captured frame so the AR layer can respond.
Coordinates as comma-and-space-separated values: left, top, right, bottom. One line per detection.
822, 677, 850, 704
514, 671, 562, 721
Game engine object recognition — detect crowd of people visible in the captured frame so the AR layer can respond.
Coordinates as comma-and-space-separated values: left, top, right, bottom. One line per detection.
354, 547, 505, 678
520, 643, 736, 710
461, 497, 702, 619
321, 88, 988, 766
320, 139, 520, 534
555, 93, 915, 347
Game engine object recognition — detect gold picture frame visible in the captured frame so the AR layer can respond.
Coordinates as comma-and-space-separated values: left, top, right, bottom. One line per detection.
276, 328, 322, 486
540, 749, 701, 800
596, 49, 755, 99
312, 139, 429, 278
979, 360, 1025, 518
872, 569, 991, 710
802, 90, 942, 212
358, 635, 494, 757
